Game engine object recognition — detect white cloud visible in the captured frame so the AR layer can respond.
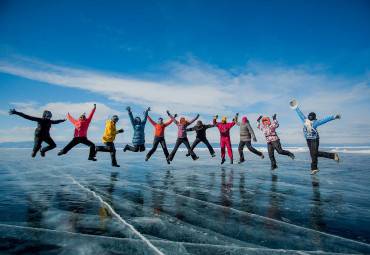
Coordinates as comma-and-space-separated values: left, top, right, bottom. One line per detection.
0, 55, 369, 144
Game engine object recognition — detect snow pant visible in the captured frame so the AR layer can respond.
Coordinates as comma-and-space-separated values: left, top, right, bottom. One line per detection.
96, 142, 117, 165
306, 138, 334, 170
127, 144, 146, 152
33, 135, 56, 155
62, 137, 96, 159
267, 140, 293, 168
220, 137, 233, 159
146, 136, 169, 159
168, 137, 197, 160
238, 141, 262, 160
189, 137, 215, 156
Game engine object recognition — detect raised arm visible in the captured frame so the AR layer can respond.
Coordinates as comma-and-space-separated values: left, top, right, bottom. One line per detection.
128, 111, 135, 127
9, 109, 40, 122
187, 114, 199, 125
164, 119, 173, 127
271, 115, 279, 129
167, 111, 179, 125
256, 116, 263, 130
67, 113, 78, 125
295, 107, 306, 123
86, 107, 96, 124
313, 116, 335, 129
141, 109, 149, 126
51, 119, 66, 124
234, 114, 241, 126
147, 115, 156, 126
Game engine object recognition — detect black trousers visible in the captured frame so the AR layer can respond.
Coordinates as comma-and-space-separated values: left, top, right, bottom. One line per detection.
189, 137, 215, 155
127, 144, 146, 152
306, 138, 334, 170
33, 135, 56, 154
267, 140, 292, 167
96, 142, 117, 165
62, 137, 96, 158
146, 136, 169, 159
238, 141, 262, 160
169, 137, 197, 160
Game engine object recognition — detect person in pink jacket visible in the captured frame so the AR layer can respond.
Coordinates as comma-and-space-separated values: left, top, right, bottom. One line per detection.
58, 104, 97, 161
213, 114, 236, 164
167, 110, 199, 161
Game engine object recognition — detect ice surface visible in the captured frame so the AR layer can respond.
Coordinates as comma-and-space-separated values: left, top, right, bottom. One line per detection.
0, 147, 369, 254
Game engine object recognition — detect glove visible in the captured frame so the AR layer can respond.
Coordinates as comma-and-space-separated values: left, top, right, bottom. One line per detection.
94, 104, 96, 109
126, 106, 131, 112
214, 115, 218, 119
236, 113, 239, 116
118, 129, 124, 133
334, 114, 341, 119
167, 110, 170, 115
272, 114, 276, 120
257, 116, 262, 122
196, 114, 200, 118
9, 109, 16, 115
63, 119, 67, 122
146, 107, 151, 112
174, 113, 178, 118
253, 138, 257, 142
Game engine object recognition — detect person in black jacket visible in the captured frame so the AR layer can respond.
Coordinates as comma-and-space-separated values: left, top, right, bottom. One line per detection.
9, 109, 66, 157
186, 120, 216, 157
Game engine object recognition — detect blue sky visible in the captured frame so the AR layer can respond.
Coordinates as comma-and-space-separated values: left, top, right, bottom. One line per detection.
0, 0, 369, 145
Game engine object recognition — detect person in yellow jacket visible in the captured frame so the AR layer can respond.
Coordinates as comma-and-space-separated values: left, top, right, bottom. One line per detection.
95, 115, 124, 167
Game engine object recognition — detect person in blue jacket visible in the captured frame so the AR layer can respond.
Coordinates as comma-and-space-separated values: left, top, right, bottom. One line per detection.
295, 107, 341, 175
123, 106, 150, 152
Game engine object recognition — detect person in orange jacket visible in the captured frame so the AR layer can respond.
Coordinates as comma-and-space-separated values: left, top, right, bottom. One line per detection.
95, 115, 124, 167
145, 113, 175, 164
58, 104, 97, 161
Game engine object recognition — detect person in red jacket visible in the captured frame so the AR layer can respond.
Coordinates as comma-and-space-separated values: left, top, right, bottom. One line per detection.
145, 113, 175, 164
213, 114, 237, 164
58, 104, 97, 161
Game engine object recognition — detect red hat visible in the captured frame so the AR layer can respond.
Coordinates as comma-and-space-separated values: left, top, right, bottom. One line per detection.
261, 117, 271, 125
180, 117, 185, 121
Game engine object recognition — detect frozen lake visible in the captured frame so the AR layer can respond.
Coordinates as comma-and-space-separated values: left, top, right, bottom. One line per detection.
0, 147, 370, 254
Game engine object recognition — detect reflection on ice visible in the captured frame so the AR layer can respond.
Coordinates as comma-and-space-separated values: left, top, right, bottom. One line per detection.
0, 148, 370, 254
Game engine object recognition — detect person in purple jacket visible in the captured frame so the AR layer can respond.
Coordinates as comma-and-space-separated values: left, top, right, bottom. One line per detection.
167, 110, 199, 161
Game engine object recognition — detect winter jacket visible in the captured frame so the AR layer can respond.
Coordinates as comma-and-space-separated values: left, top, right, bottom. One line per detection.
295, 108, 335, 139
14, 110, 65, 137
213, 119, 235, 138
186, 124, 214, 140
235, 115, 256, 142
68, 108, 95, 137
102, 119, 120, 143
147, 116, 172, 137
169, 114, 198, 138
129, 111, 148, 145
256, 118, 279, 143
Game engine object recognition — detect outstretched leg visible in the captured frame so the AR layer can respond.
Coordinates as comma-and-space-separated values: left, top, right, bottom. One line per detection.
272, 140, 294, 159
202, 138, 215, 156
32, 136, 43, 157
59, 137, 80, 155
238, 141, 245, 162
245, 141, 263, 157
146, 137, 160, 159
168, 138, 182, 161
40, 136, 57, 156
160, 138, 170, 159
80, 137, 96, 159
225, 138, 233, 159
186, 138, 201, 157
183, 137, 198, 160
267, 142, 277, 170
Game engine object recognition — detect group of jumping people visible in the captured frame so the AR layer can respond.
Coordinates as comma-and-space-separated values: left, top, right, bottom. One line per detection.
9, 101, 341, 175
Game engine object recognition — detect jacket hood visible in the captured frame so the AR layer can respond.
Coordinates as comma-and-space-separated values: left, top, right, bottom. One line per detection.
43, 110, 52, 119
135, 116, 141, 124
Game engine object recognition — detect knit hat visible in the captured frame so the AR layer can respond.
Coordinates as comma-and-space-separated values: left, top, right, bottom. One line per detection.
222, 117, 227, 122
112, 115, 119, 120
242, 117, 248, 121
308, 112, 316, 121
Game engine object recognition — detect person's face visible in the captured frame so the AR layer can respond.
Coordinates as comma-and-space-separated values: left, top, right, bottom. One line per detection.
263, 120, 268, 125
80, 115, 86, 120
242, 119, 246, 124
113, 118, 119, 123
135, 117, 141, 124
158, 118, 163, 124
197, 121, 202, 127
